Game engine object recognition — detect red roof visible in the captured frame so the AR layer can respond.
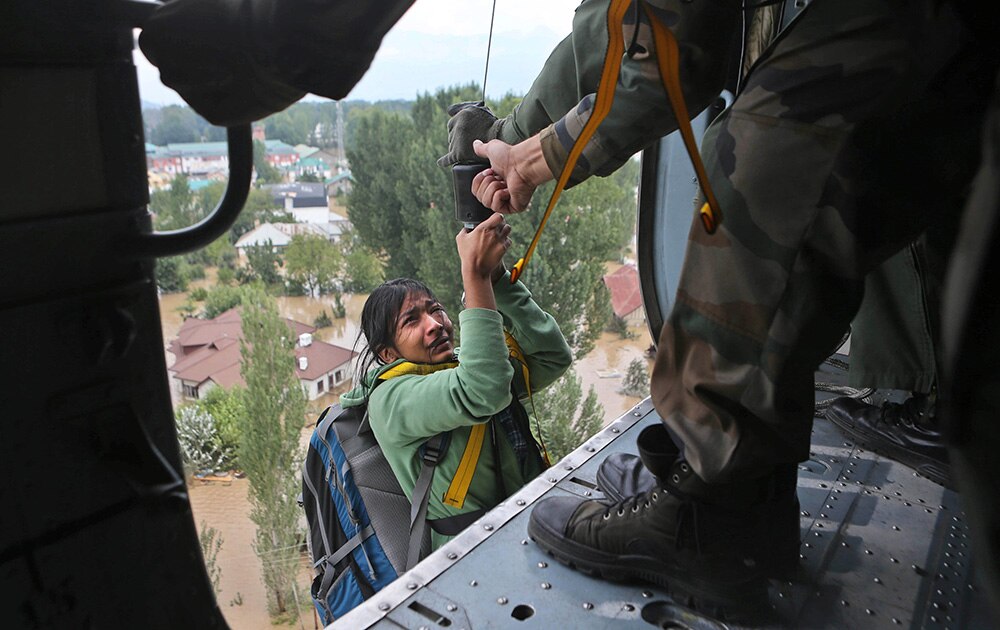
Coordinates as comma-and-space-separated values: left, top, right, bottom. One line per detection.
168, 308, 355, 388
170, 308, 314, 358
603, 264, 643, 319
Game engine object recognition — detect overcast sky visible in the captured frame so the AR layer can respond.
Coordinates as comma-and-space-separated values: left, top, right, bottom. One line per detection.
135, 0, 582, 106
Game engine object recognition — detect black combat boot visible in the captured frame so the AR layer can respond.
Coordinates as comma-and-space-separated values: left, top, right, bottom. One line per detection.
825, 394, 951, 488
597, 451, 801, 580
529, 448, 773, 622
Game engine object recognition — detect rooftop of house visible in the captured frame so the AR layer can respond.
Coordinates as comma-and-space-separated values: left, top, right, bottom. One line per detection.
148, 139, 297, 158
168, 308, 356, 388
263, 182, 328, 208
603, 264, 643, 319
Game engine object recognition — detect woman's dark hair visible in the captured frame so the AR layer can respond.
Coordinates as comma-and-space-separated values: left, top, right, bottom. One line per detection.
353, 278, 438, 384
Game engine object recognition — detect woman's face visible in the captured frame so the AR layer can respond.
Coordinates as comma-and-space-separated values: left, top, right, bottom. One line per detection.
381, 291, 455, 364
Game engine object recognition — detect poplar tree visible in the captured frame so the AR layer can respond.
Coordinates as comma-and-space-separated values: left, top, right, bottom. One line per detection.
238, 288, 306, 615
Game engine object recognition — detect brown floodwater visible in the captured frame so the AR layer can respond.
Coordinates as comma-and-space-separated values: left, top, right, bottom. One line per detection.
158, 271, 652, 426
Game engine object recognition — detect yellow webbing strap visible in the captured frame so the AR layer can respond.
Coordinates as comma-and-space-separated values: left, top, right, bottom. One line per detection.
510, 0, 631, 284
442, 423, 487, 508
504, 331, 551, 467
511, 0, 720, 284
643, 3, 721, 233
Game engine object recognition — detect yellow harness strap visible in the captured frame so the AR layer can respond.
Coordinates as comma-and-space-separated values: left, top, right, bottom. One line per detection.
504, 331, 551, 466
643, 3, 721, 233
511, 0, 720, 283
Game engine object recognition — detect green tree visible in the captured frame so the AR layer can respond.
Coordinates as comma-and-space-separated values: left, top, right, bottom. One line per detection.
155, 255, 196, 293
238, 287, 306, 616
203, 284, 250, 319
621, 358, 650, 398
340, 232, 385, 292
198, 386, 245, 467
150, 174, 198, 230
198, 522, 224, 596
285, 234, 342, 297
532, 369, 604, 462
253, 140, 283, 184
242, 241, 283, 286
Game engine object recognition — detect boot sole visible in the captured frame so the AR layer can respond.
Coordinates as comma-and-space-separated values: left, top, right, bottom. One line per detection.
825, 411, 953, 489
527, 512, 770, 623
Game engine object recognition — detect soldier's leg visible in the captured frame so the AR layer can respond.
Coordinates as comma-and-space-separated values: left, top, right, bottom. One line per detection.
850, 244, 937, 393
651, 0, 984, 482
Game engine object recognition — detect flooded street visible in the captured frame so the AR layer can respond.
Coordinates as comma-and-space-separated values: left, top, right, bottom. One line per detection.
157, 275, 652, 628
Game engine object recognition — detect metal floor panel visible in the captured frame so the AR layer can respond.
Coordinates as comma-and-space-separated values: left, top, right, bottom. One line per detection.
335, 360, 991, 629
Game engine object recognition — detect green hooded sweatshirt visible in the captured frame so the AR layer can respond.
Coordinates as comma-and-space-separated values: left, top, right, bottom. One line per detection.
340, 272, 572, 550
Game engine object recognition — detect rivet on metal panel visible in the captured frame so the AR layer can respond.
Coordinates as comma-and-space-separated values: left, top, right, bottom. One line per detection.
623, 604, 635, 612
865, 549, 874, 555
585, 446, 596, 452
379, 603, 391, 611
816, 524, 824, 530
564, 464, 574, 470
483, 524, 494, 531
448, 552, 458, 560
521, 539, 529, 545
893, 526, 901, 531
407, 582, 418, 590
800, 554, 807, 560
541, 582, 551, 590
642, 591, 653, 598
497, 597, 508, 605
584, 491, 592, 496
470, 580, 478, 587
890, 557, 899, 563
804, 543, 813, 549
420, 625, 430, 630
538, 562, 548, 569
873, 577, 882, 584
866, 609, 875, 616
820, 513, 828, 518
820, 483, 828, 489
892, 618, 901, 625
841, 541, 849, 548
633, 411, 641, 417
801, 511, 810, 517
611, 427, 620, 433
582, 603, 594, 610
904, 502, 911, 507
841, 600, 849, 607
895, 491, 902, 496
516, 499, 526, 506
447, 604, 458, 612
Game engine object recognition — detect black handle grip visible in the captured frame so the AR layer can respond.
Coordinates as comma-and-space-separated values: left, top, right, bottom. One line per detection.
452, 163, 494, 228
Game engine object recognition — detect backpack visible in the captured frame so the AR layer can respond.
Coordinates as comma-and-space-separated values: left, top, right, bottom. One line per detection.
301, 402, 491, 624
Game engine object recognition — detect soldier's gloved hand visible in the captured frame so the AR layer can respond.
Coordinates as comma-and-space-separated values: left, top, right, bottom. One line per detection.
437, 101, 507, 167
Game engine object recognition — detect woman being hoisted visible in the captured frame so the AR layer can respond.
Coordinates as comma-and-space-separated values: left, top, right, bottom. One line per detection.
341, 212, 573, 551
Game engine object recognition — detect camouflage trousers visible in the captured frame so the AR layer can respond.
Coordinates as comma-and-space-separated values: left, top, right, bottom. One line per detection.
651, 0, 994, 482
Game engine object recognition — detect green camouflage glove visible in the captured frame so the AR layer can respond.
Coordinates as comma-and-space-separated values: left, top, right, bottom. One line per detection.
436, 101, 507, 167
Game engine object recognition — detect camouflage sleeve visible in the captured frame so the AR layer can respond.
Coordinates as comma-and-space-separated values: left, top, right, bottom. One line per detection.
514, 0, 741, 185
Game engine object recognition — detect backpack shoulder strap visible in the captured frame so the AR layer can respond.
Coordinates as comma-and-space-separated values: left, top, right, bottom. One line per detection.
406, 432, 448, 570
